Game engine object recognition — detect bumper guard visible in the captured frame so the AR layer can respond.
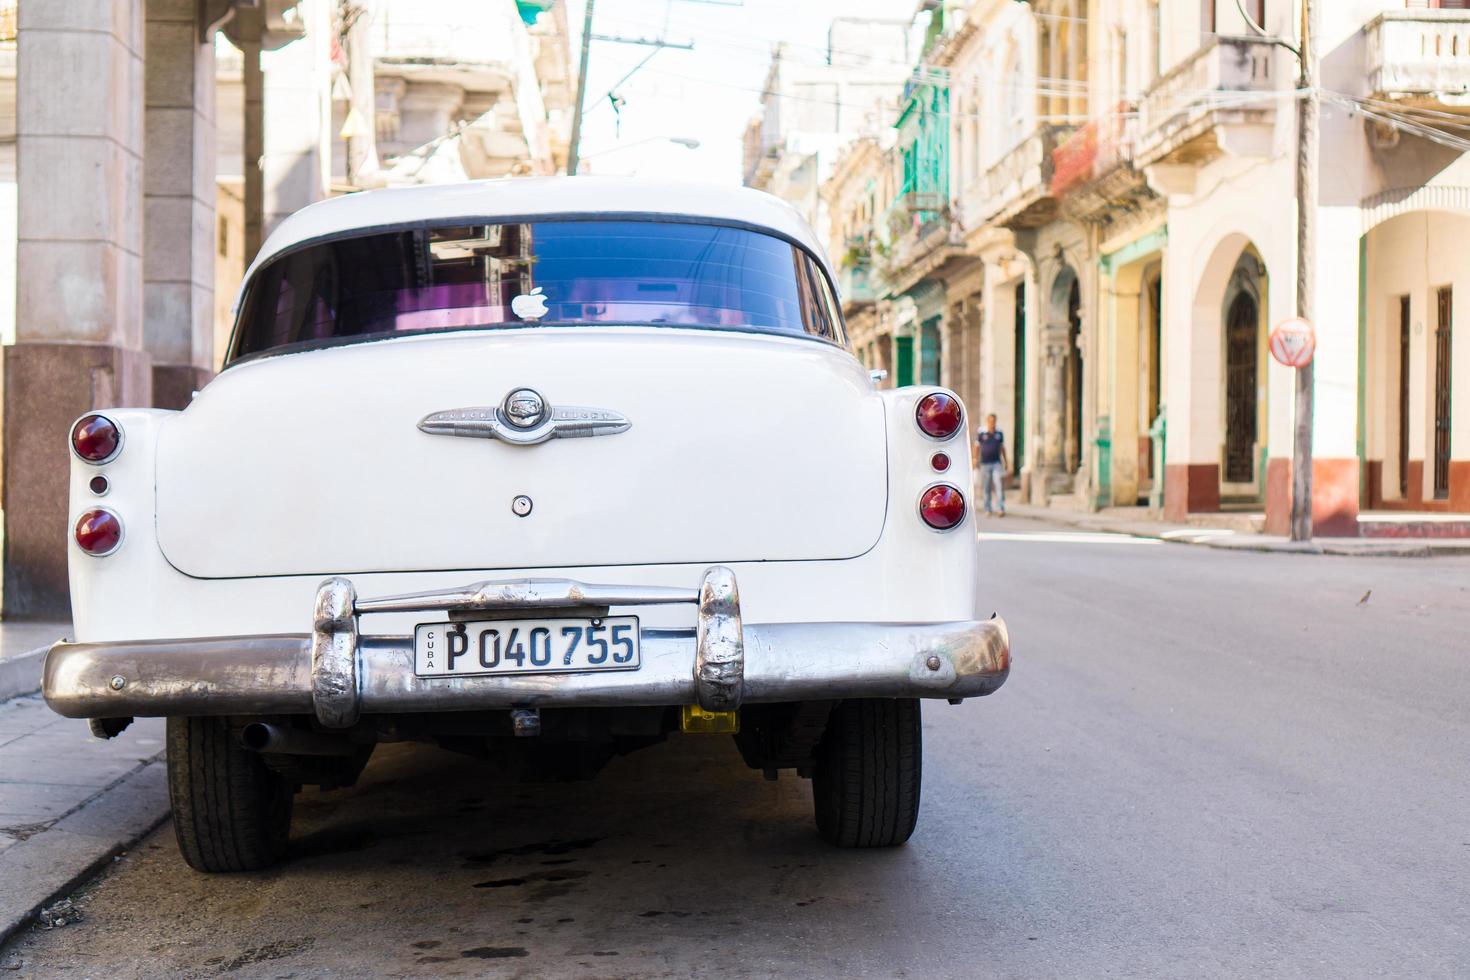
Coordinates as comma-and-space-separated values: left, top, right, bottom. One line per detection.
44, 567, 1010, 727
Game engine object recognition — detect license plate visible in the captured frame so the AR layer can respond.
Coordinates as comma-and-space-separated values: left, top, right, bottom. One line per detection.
413, 616, 640, 678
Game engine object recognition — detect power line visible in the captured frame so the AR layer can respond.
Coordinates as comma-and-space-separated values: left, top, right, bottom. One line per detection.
584, 13, 1306, 121
1324, 91, 1470, 154
632, 57, 1304, 127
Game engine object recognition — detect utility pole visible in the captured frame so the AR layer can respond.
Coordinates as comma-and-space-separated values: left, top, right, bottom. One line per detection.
1290, 0, 1319, 541
566, 0, 596, 175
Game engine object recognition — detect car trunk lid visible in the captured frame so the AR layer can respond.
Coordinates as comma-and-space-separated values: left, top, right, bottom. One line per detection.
154, 328, 887, 578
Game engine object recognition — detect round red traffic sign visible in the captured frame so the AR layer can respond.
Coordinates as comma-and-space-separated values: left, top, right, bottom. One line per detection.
1269, 317, 1316, 368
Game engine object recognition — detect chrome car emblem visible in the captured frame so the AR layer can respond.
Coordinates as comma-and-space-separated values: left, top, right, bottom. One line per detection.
418, 388, 631, 446
503, 388, 546, 429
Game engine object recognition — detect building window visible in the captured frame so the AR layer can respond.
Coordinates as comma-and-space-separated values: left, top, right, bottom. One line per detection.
1148, 1, 1162, 82
1036, 0, 1088, 121
1115, 27, 1129, 101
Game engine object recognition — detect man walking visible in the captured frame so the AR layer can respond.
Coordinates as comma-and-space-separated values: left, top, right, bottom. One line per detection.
975, 413, 1008, 517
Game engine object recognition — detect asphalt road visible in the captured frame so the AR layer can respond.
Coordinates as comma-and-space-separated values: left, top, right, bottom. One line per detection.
8, 520, 1470, 978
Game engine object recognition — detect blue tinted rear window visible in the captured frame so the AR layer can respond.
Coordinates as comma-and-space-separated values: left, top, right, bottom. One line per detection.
230, 220, 845, 361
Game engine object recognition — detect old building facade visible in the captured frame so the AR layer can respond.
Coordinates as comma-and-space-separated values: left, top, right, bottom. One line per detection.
817, 0, 1470, 532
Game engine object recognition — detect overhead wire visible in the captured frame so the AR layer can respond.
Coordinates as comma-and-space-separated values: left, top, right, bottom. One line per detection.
1323, 91, 1470, 154
585, 6, 1100, 82
582, 8, 1309, 129
628, 57, 1306, 129
583, 9, 1470, 164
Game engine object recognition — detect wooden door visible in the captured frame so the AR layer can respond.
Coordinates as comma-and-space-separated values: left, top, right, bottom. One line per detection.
1434, 287, 1454, 499
1399, 296, 1411, 496
1224, 291, 1259, 484
1065, 279, 1083, 474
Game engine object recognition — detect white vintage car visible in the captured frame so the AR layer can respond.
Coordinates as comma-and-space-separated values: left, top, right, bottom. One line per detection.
44, 177, 1010, 871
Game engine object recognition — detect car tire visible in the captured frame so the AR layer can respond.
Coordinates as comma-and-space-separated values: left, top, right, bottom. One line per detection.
812, 698, 922, 847
166, 716, 294, 872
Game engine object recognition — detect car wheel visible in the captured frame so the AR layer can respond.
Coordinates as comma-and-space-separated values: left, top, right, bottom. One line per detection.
166, 716, 294, 872
812, 698, 922, 847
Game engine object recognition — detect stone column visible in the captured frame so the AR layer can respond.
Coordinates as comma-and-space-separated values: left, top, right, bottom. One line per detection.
938, 308, 960, 393
242, 35, 263, 259
145, 0, 217, 408
4, 2, 149, 619
261, 0, 330, 241
1109, 276, 1143, 506
982, 260, 1018, 448
960, 298, 983, 436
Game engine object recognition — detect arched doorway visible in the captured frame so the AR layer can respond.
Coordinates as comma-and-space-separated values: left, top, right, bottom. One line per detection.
1043, 263, 1083, 489
1220, 252, 1265, 495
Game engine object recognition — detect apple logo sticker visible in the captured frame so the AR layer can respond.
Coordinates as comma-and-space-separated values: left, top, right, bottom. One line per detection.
511, 286, 549, 321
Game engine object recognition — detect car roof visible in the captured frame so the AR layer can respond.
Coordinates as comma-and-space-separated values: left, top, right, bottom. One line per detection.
244, 176, 832, 289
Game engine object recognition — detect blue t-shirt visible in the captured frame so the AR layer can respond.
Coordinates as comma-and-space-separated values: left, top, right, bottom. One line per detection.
976, 429, 1004, 464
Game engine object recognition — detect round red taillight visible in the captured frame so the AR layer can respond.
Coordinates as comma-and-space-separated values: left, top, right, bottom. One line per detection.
71, 414, 121, 463
75, 509, 122, 556
931, 452, 951, 472
919, 485, 967, 530
916, 393, 962, 439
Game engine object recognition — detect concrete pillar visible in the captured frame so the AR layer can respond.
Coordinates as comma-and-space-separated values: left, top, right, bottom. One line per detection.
1108, 270, 1144, 506
980, 256, 1021, 467
1165, 260, 1223, 522
341, 0, 379, 182
261, 0, 330, 241
1020, 265, 1042, 498
939, 308, 960, 394
960, 297, 984, 436
242, 36, 263, 259
145, 0, 217, 409
5, 1, 149, 619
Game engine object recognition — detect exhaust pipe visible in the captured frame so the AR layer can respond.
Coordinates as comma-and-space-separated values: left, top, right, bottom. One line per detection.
240, 721, 359, 756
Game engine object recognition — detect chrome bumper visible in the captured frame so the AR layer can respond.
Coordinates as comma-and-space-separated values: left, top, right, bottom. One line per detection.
44, 567, 1010, 727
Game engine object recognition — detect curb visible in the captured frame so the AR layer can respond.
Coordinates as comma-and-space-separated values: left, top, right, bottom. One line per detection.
0, 645, 49, 704
0, 757, 170, 949
1001, 507, 1470, 558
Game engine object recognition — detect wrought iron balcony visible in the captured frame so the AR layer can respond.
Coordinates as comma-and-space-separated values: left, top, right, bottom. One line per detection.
836, 261, 878, 310
884, 191, 947, 240
1050, 104, 1152, 223
1135, 36, 1280, 169
975, 125, 1072, 230
1366, 10, 1470, 108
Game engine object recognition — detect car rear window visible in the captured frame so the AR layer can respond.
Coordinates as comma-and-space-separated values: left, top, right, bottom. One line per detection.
228, 219, 846, 362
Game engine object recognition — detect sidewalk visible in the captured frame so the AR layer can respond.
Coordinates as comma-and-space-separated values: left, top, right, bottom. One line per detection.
0, 622, 70, 703
0, 622, 170, 947
997, 504, 1470, 557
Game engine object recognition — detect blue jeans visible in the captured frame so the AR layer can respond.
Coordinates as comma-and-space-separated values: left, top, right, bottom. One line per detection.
979, 462, 1006, 513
